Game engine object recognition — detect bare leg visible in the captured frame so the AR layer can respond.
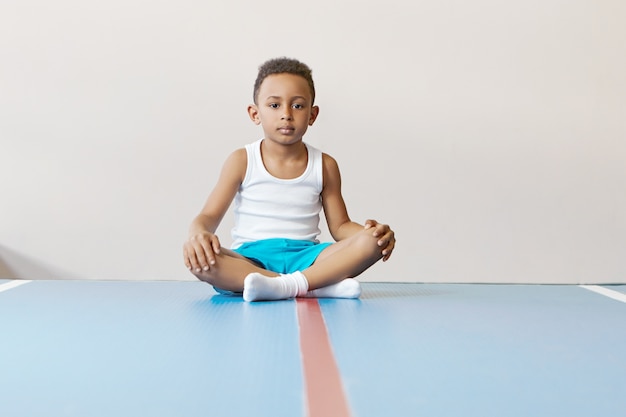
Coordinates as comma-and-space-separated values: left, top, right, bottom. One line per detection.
303, 228, 384, 290
242, 229, 383, 301
191, 248, 278, 292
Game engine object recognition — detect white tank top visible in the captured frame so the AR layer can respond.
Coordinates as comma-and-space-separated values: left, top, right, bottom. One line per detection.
230, 139, 324, 249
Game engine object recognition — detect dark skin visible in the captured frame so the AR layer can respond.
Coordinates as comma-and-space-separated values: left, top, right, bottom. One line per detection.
183, 73, 395, 292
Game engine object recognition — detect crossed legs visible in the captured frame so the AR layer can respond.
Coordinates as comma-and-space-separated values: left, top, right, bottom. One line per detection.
192, 228, 384, 300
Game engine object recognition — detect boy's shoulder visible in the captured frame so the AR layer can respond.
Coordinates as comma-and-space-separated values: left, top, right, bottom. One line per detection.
226, 147, 247, 160
321, 151, 338, 165
222, 147, 248, 172
321, 151, 341, 176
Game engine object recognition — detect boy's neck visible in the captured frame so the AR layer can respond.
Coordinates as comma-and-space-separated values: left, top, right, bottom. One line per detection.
261, 138, 307, 159
260, 139, 309, 179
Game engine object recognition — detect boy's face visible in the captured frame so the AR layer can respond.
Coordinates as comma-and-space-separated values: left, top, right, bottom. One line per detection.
248, 73, 319, 145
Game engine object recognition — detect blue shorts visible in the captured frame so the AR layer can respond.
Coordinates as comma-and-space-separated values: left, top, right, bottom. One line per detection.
213, 238, 331, 296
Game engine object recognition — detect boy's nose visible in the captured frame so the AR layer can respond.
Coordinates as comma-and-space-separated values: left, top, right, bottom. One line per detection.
281, 110, 293, 120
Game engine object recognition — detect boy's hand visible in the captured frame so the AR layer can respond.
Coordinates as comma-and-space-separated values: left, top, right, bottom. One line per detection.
364, 219, 396, 261
183, 232, 222, 272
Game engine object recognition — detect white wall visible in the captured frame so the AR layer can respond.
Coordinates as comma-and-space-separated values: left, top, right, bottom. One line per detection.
1, 0, 625, 284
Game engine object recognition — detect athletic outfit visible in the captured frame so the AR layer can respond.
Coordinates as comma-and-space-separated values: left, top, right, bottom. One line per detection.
215, 139, 330, 295
233, 239, 331, 274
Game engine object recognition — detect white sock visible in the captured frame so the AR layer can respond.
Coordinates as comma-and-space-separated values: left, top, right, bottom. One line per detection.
243, 271, 309, 302
301, 278, 362, 299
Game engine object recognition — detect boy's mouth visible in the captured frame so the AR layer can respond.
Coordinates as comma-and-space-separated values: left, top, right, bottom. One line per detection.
278, 126, 295, 134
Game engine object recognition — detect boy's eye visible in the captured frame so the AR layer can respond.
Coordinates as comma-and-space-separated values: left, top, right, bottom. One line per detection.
292, 104, 304, 109
269, 103, 279, 109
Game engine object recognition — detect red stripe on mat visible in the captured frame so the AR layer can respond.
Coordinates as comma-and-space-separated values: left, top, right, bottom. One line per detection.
296, 298, 351, 417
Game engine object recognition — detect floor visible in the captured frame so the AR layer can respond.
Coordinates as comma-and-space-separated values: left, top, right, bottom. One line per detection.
1, 279, 625, 417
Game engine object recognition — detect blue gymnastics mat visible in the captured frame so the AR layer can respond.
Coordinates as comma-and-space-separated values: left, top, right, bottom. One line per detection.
1, 280, 625, 417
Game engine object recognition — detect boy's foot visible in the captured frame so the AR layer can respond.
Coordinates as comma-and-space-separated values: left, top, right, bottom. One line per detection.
243, 271, 309, 302
302, 278, 361, 299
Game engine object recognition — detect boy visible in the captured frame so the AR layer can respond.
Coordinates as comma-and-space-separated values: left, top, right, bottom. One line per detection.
183, 57, 395, 302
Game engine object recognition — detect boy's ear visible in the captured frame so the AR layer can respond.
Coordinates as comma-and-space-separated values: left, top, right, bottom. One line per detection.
248, 104, 261, 125
309, 105, 320, 126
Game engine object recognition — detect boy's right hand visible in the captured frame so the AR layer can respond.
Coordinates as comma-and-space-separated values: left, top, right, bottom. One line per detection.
183, 232, 222, 273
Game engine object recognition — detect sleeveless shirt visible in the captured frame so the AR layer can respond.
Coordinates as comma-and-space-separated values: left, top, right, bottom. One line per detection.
230, 139, 324, 249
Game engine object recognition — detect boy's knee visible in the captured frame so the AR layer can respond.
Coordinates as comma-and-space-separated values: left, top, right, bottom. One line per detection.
191, 263, 224, 286
355, 229, 384, 257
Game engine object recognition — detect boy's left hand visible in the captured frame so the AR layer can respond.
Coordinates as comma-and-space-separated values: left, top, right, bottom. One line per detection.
364, 219, 395, 261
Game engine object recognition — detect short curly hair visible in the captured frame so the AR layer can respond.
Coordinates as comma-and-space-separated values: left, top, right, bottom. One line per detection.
253, 57, 316, 104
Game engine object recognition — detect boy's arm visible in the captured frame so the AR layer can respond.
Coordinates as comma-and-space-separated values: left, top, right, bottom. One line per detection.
321, 153, 395, 260
184, 149, 246, 272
